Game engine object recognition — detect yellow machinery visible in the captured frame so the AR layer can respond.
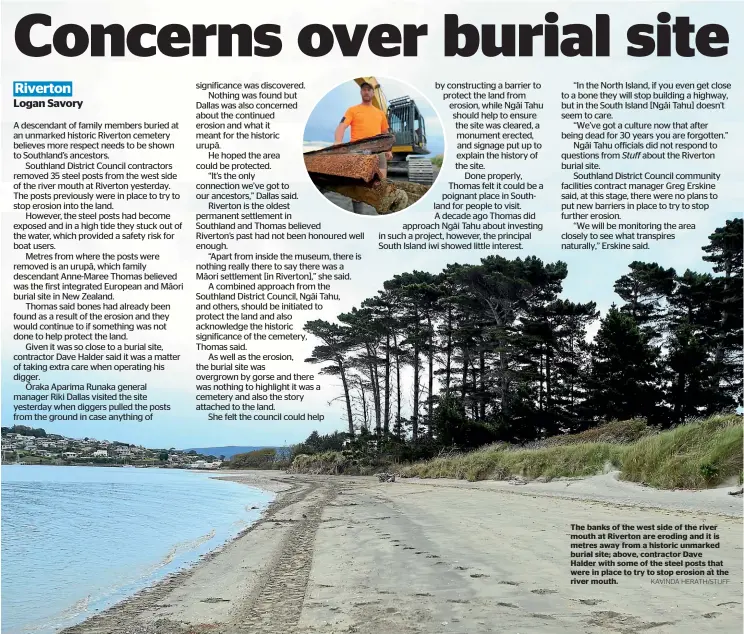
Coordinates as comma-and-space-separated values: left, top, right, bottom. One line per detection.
354, 77, 434, 185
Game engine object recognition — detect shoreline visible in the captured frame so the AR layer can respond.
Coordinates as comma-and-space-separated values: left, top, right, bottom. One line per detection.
59, 470, 742, 634
57, 471, 287, 634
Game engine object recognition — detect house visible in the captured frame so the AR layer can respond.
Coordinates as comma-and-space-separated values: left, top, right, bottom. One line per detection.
92, 450, 108, 458
63, 452, 79, 459
115, 446, 131, 457
192, 460, 222, 470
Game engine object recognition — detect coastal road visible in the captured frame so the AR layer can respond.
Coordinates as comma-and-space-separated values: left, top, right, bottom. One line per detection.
64, 473, 742, 634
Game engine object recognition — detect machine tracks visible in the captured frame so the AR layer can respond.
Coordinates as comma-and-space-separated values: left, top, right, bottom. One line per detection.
222, 479, 338, 633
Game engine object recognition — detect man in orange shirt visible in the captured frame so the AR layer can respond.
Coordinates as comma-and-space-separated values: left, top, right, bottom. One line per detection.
334, 82, 393, 214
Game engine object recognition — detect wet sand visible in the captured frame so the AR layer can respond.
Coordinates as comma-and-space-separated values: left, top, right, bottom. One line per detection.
63, 471, 742, 634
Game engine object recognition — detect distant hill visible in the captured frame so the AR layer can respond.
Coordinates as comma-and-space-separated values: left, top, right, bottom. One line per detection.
185, 446, 269, 459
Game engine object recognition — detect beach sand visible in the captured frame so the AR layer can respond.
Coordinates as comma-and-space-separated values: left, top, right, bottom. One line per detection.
63, 471, 742, 634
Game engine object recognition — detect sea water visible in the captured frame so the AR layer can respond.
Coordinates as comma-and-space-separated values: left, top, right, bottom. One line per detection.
1, 465, 273, 634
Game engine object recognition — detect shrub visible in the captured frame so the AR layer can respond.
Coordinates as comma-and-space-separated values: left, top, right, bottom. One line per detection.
229, 448, 280, 469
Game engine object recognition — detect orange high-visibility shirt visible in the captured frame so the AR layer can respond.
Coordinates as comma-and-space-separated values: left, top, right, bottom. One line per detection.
342, 104, 389, 142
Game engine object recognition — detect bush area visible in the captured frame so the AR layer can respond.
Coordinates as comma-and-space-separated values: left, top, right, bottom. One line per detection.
225, 432, 347, 470
400, 414, 742, 490
289, 452, 375, 476
226, 448, 290, 470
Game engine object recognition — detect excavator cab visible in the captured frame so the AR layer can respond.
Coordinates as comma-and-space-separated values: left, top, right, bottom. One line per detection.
387, 96, 429, 156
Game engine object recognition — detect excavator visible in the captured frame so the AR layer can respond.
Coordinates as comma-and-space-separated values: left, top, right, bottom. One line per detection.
354, 77, 435, 185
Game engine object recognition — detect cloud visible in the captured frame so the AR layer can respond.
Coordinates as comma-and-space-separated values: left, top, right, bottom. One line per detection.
303, 140, 332, 152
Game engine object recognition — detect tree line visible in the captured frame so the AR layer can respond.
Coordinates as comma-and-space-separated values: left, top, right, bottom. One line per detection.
1, 425, 48, 438
303, 220, 742, 450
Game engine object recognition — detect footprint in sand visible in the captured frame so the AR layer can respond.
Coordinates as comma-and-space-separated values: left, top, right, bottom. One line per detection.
470, 573, 490, 579
532, 589, 558, 595
497, 602, 518, 608
498, 580, 519, 586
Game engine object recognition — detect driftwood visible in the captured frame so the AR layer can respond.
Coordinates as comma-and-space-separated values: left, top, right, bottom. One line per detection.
377, 472, 397, 482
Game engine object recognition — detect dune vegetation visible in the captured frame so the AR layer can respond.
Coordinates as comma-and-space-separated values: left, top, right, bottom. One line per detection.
287, 414, 742, 489
400, 414, 742, 490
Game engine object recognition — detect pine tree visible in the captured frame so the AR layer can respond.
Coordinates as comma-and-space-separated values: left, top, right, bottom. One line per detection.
614, 261, 675, 339
585, 307, 662, 422
664, 270, 725, 423
303, 320, 357, 436
702, 218, 743, 407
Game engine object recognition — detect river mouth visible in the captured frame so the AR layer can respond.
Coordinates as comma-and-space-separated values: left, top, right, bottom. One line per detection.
1, 465, 273, 634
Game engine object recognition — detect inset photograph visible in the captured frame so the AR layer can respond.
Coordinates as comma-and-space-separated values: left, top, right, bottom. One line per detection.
304, 77, 443, 216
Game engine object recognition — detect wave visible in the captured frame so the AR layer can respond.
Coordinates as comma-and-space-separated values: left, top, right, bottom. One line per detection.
17, 595, 90, 634
145, 528, 217, 573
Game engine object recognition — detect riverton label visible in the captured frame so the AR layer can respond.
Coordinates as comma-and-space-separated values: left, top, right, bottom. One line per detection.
13, 80, 72, 97
13, 81, 82, 109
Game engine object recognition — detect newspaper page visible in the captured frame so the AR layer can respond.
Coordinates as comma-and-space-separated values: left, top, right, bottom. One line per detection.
1, 1, 742, 633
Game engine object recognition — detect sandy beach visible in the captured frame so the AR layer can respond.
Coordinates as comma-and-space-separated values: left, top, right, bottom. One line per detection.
63, 471, 742, 634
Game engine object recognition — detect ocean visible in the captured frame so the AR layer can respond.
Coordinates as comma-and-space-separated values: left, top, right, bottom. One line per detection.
1, 465, 274, 634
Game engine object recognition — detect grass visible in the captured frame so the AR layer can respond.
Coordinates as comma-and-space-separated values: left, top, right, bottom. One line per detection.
430, 154, 444, 168
400, 414, 742, 490
620, 413, 743, 489
406, 443, 625, 482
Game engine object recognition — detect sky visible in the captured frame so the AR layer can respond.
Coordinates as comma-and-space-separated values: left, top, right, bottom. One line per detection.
304, 77, 445, 156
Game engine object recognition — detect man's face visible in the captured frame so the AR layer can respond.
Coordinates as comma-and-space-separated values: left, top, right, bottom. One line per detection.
361, 86, 374, 103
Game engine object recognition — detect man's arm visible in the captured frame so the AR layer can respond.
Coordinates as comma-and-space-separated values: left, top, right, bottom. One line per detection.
334, 115, 350, 144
